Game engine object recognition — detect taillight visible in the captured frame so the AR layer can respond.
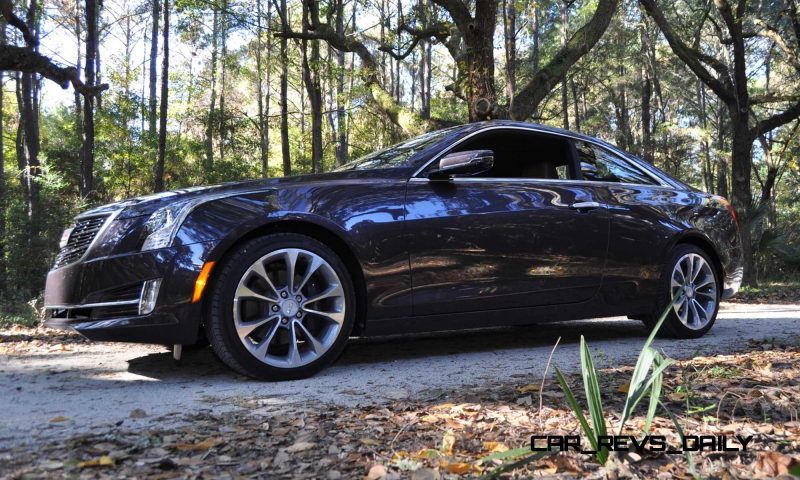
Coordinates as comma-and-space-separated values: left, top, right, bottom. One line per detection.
715, 195, 738, 224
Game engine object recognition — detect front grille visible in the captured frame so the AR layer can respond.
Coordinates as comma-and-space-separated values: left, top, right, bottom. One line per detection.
53, 215, 110, 268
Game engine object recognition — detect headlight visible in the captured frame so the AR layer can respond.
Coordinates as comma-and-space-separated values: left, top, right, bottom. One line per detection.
141, 200, 194, 251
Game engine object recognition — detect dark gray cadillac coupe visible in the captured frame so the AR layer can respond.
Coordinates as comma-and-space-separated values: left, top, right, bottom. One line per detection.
44, 121, 743, 380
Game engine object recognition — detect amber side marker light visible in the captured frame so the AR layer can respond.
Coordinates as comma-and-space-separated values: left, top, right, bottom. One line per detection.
192, 261, 216, 303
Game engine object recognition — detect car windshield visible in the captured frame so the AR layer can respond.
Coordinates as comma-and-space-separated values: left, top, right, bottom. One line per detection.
333, 126, 461, 171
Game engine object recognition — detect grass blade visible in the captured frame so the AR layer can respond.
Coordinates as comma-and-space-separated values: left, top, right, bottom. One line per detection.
554, 365, 598, 454
622, 356, 674, 425
619, 290, 681, 434
579, 336, 608, 464
659, 400, 698, 479
478, 446, 532, 463
479, 450, 553, 480
644, 351, 666, 433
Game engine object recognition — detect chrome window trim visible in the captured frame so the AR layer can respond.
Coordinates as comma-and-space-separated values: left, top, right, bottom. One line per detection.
53, 209, 123, 271
411, 125, 673, 188
407, 176, 678, 190
45, 299, 139, 310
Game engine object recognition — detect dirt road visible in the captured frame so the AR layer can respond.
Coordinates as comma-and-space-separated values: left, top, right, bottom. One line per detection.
1, 302, 798, 450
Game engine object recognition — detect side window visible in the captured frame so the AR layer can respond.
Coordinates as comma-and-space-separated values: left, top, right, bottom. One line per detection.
443, 130, 575, 180
575, 141, 658, 185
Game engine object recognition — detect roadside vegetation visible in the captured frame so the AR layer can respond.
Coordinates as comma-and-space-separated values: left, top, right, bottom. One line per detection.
2, 0, 800, 318
1, 324, 798, 478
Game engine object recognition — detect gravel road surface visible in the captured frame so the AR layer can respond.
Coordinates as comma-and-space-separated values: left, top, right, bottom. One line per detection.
1, 302, 798, 450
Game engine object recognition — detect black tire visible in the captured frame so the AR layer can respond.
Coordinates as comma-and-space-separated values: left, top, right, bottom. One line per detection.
640, 244, 720, 339
205, 233, 356, 380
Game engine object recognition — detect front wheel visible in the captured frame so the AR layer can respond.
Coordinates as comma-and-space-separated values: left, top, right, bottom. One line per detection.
641, 244, 720, 338
205, 233, 356, 380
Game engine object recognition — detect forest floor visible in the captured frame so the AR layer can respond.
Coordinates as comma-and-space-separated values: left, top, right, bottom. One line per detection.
1, 300, 799, 479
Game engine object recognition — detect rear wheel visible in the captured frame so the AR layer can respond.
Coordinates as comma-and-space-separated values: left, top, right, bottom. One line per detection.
641, 244, 720, 338
205, 233, 355, 380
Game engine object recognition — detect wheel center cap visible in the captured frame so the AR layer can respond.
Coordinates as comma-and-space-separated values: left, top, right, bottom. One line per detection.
684, 285, 694, 298
280, 299, 299, 317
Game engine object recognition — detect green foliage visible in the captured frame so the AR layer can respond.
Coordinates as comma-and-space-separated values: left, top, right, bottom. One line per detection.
555, 291, 678, 465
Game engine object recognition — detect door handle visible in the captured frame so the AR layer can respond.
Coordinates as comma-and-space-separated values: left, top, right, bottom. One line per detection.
569, 201, 602, 211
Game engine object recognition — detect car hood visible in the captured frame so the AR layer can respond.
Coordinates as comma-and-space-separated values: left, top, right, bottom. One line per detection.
77, 170, 402, 219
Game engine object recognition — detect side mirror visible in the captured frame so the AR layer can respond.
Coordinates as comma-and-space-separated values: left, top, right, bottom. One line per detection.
428, 150, 494, 180
580, 161, 600, 180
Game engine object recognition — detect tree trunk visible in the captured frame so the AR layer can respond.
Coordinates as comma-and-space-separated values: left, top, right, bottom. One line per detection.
279, 0, 290, 175
570, 78, 581, 131
219, 1, 227, 161
148, 0, 159, 139
302, 2, 323, 173
256, 0, 268, 177
532, 2, 539, 73
464, 0, 498, 121
730, 113, 755, 285
335, 0, 347, 164
0, 24, 5, 296
395, 0, 402, 102
154, 0, 169, 192
560, 0, 569, 129
503, 0, 516, 110
73, 0, 83, 165
204, 8, 218, 177
715, 100, 728, 198
640, 26, 652, 163
81, 0, 98, 199
697, 80, 713, 192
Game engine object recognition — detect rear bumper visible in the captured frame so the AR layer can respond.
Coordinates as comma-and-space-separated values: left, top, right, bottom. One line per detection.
43, 241, 216, 344
721, 265, 743, 300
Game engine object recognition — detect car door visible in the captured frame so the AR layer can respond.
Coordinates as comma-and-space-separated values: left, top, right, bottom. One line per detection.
574, 139, 679, 307
405, 128, 611, 316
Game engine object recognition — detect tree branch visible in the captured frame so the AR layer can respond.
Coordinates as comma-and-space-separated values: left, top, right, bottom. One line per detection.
512, 0, 619, 120
430, 0, 471, 29
752, 18, 800, 73
0, 45, 108, 96
378, 22, 451, 60
276, 10, 445, 136
0, 0, 37, 46
640, 0, 736, 104
754, 100, 800, 136
751, 93, 800, 104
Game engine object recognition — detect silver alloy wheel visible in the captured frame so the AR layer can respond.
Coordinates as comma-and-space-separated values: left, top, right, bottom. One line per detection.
670, 253, 717, 330
232, 248, 346, 368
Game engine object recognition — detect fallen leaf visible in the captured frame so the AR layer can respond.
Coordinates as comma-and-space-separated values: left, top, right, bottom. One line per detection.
440, 431, 456, 456
367, 463, 387, 479
482, 442, 508, 453
443, 462, 472, 474
415, 449, 439, 459
173, 438, 221, 451
38, 460, 64, 471
359, 437, 381, 446
517, 384, 539, 393
617, 383, 630, 394
285, 441, 315, 453
77, 456, 114, 469
753, 452, 798, 477
48, 416, 69, 423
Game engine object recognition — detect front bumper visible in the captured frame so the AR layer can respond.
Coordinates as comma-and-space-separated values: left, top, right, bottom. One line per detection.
43, 241, 216, 344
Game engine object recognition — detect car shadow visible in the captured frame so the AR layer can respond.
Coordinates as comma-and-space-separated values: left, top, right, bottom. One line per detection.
126, 318, 648, 380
